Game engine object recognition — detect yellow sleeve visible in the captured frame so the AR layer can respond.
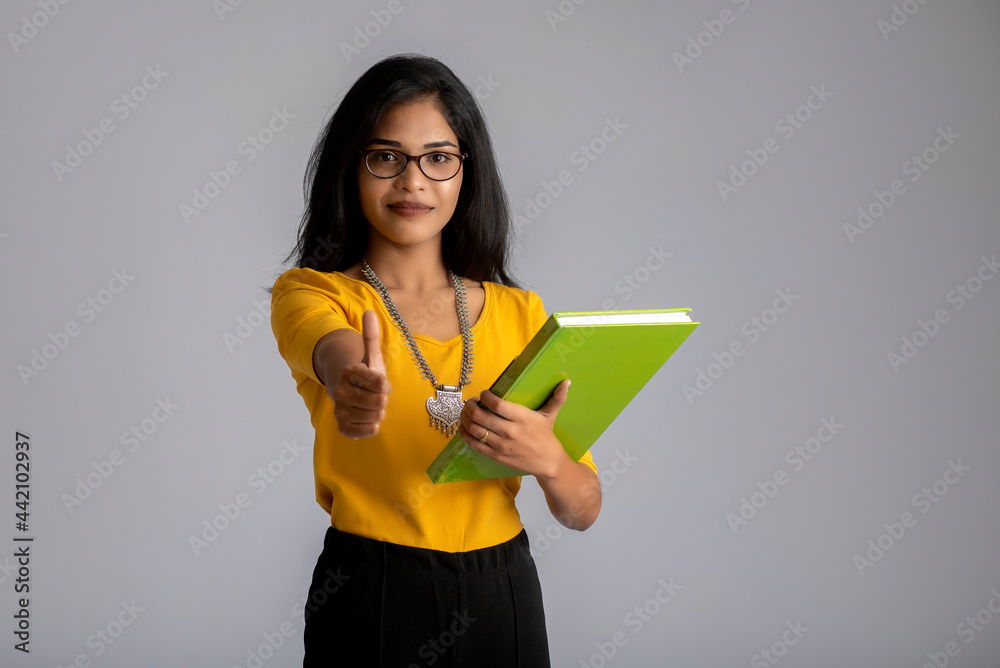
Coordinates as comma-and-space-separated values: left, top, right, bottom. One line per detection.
526, 288, 549, 333
270, 268, 354, 385
578, 449, 598, 476
526, 288, 598, 477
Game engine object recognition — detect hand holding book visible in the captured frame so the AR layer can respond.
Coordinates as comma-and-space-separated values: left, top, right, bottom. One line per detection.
457, 380, 573, 480
426, 309, 699, 483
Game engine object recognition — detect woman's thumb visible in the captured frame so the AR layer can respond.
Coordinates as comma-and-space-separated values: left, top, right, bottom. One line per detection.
538, 379, 571, 419
361, 310, 385, 374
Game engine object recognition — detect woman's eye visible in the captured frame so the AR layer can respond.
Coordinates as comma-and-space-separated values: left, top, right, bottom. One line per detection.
374, 151, 398, 163
428, 153, 452, 163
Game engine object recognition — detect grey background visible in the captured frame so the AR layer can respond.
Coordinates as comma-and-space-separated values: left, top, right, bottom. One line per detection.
2, 0, 999, 666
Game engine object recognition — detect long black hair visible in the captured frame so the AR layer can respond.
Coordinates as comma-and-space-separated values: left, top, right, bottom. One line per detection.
284, 53, 518, 287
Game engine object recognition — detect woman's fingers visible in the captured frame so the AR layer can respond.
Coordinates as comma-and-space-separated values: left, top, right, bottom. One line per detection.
334, 403, 385, 426
332, 360, 391, 438
461, 395, 510, 442
344, 363, 391, 395
336, 364, 390, 404
459, 384, 572, 477
458, 411, 488, 443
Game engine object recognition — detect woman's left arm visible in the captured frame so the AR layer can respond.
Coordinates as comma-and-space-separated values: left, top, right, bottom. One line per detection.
458, 379, 602, 531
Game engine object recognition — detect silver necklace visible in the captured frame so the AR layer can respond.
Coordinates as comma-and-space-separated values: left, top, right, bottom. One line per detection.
361, 258, 474, 436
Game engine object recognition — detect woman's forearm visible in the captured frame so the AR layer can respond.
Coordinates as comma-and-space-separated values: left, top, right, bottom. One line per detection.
312, 328, 363, 387
536, 456, 602, 531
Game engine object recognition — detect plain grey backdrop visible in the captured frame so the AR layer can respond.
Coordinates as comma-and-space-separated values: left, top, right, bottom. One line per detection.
2, 0, 999, 666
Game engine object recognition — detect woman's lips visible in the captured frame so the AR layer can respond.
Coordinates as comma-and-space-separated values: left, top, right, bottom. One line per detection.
388, 204, 432, 217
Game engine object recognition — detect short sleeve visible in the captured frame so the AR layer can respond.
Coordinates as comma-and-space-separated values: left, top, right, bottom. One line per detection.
270, 268, 354, 385
577, 448, 598, 476
526, 289, 549, 334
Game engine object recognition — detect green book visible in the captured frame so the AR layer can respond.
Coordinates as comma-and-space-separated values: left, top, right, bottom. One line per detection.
425, 309, 699, 483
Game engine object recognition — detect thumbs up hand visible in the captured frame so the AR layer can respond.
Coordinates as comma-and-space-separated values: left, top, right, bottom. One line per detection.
331, 310, 392, 439
360, 309, 385, 374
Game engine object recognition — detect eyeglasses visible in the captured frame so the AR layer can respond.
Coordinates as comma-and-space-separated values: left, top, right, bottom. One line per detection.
360, 149, 468, 181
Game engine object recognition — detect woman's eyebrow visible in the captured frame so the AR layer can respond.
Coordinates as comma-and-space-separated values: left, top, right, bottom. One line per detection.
367, 137, 458, 149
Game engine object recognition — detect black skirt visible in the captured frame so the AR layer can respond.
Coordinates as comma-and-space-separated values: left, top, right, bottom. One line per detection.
303, 526, 551, 667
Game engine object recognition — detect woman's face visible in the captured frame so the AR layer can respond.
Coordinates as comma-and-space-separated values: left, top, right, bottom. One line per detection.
357, 98, 464, 251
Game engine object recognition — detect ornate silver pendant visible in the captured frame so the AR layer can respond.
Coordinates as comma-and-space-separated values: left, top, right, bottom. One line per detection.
427, 384, 463, 436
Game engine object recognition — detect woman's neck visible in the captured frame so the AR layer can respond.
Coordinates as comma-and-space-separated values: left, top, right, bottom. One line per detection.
363, 239, 450, 293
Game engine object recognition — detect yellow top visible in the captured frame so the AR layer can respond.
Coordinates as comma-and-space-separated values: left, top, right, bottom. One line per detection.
270, 267, 598, 553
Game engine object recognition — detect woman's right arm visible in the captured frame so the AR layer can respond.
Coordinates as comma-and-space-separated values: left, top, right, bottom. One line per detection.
312, 310, 391, 439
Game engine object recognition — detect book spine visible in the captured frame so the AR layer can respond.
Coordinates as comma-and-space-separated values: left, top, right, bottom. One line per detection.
491, 315, 561, 396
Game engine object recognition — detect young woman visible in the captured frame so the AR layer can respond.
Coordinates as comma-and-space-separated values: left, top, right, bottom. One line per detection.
270, 53, 601, 667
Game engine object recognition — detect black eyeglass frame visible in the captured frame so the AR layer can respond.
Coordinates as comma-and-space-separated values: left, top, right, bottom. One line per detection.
360, 149, 469, 181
